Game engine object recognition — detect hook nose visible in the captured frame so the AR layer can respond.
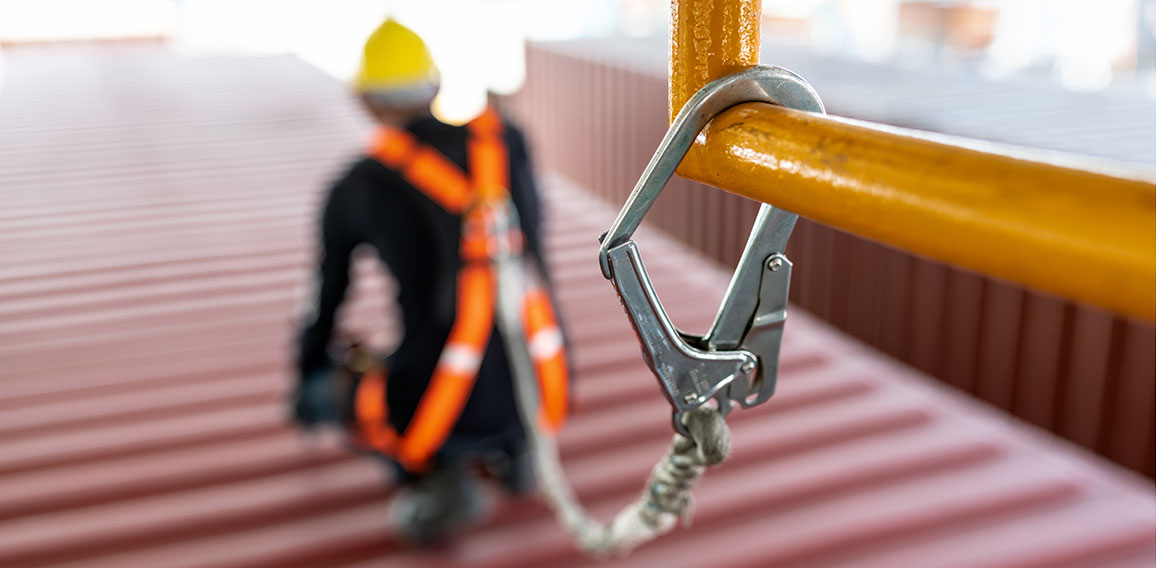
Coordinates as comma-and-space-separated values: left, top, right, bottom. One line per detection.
597, 65, 824, 280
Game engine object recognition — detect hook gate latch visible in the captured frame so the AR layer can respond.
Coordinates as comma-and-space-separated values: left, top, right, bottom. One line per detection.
597, 65, 826, 436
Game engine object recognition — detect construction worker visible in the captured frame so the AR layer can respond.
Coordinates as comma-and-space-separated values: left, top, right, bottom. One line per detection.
292, 19, 569, 544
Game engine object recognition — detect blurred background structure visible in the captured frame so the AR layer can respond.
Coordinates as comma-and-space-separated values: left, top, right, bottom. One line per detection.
1, 1, 1154, 566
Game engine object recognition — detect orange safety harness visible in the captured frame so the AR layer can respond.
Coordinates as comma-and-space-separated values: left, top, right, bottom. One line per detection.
352, 108, 568, 473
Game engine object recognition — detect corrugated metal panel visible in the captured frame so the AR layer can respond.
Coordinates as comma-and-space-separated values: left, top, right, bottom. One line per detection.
503, 41, 1156, 478
1, 47, 1154, 568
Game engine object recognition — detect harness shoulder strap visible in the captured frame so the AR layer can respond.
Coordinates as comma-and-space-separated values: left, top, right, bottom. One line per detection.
369, 126, 473, 213
466, 108, 509, 199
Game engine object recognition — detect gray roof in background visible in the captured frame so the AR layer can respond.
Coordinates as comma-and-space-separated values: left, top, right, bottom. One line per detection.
538, 36, 1156, 170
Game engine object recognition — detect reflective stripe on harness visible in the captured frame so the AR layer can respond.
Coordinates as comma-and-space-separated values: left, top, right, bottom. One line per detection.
358, 108, 569, 472
523, 287, 568, 431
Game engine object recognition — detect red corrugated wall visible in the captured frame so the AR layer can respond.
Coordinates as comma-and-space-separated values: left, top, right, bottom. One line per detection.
502, 44, 1156, 479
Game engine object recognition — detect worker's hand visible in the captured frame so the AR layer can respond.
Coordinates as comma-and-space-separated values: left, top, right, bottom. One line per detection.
291, 360, 339, 429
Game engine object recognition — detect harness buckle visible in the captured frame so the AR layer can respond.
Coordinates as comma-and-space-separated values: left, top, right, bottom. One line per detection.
596, 66, 825, 436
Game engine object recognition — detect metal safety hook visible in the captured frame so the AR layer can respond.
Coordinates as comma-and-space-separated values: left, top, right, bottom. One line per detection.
597, 65, 825, 436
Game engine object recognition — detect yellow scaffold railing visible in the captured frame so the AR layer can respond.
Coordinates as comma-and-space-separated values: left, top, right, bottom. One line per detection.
671, 0, 1156, 322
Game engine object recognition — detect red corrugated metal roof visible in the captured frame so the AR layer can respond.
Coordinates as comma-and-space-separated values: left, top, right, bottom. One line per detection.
0, 47, 1153, 568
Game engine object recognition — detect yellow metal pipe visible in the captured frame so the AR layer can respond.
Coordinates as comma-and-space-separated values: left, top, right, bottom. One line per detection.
670, 0, 1156, 320
681, 104, 1156, 321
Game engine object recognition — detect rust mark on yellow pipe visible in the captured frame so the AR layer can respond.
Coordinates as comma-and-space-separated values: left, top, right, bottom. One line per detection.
680, 103, 1156, 321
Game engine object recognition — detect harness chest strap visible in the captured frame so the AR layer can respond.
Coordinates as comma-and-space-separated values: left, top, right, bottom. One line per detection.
358, 111, 567, 472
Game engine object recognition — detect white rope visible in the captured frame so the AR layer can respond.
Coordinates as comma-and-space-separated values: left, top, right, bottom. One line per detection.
532, 405, 729, 557
493, 245, 730, 558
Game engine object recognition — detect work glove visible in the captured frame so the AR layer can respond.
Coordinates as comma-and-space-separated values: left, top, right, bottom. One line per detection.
291, 357, 340, 428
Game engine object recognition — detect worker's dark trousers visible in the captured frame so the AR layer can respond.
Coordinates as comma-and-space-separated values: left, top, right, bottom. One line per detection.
381, 427, 528, 487
300, 361, 530, 489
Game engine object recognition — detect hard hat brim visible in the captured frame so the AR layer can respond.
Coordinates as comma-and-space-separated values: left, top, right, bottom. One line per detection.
358, 81, 440, 109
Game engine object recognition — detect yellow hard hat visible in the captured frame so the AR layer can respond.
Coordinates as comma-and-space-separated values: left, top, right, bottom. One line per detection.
353, 18, 438, 95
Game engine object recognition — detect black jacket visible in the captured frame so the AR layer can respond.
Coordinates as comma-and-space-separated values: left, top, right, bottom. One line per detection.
297, 114, 546, 440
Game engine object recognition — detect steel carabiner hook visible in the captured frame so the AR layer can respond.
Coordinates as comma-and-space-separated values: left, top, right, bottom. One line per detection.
597, 65, 826, 436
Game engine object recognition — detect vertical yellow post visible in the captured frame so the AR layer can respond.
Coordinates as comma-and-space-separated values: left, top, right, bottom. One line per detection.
669, 0, 761, 171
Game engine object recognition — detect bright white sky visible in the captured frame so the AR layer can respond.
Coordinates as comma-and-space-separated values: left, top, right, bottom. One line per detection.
0, 0, 626, 121
0, 0, 1146, 98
